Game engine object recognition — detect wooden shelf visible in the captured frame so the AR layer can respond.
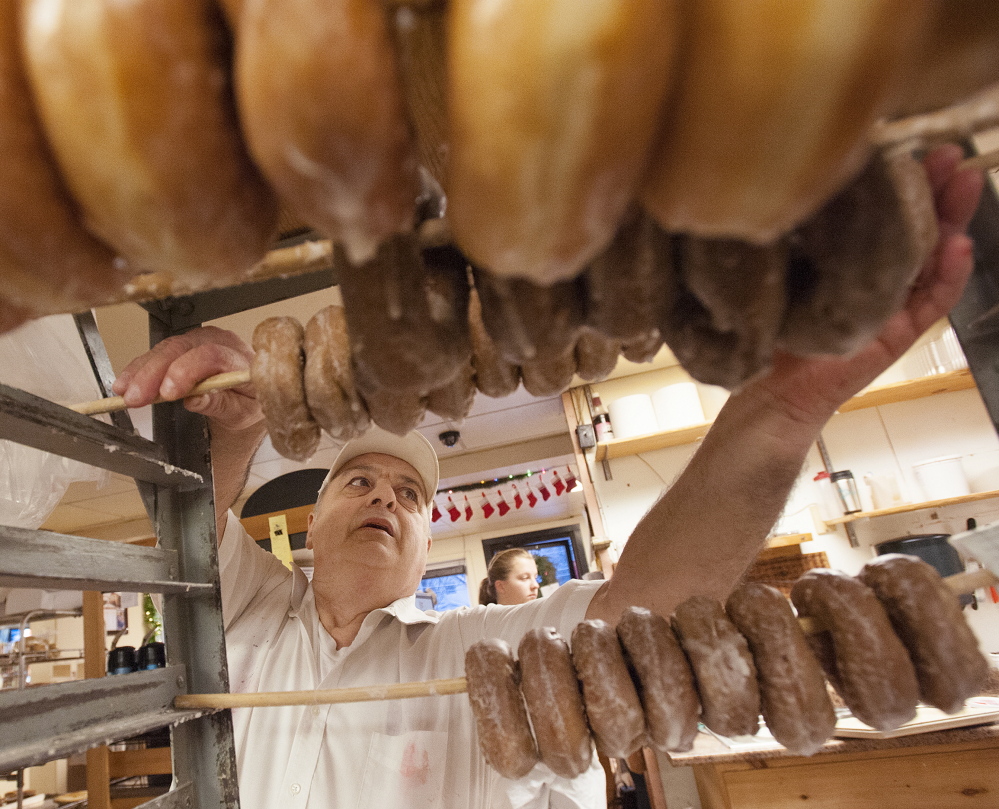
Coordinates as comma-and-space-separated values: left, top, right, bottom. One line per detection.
824, 488, 999, 526
595, 421, 712, 461
593, 368, 976, 461
837, 367, 975, 413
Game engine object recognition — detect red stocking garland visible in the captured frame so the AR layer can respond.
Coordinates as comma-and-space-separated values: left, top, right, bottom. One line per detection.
552, 469, 565, 496
512, 484, 524, 509
480, 492, 495, 518
496, 488, 511, 516
463, 495, 473, 521
446, 496, 461, 522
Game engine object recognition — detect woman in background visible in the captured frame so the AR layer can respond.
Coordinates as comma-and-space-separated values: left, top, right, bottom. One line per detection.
479, 548, 540, 606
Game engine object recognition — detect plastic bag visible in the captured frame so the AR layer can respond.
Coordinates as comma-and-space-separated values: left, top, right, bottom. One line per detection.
0, 314, 109, 528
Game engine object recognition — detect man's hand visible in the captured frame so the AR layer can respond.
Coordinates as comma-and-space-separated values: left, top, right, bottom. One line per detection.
756, 144, 985, 428
112, 325, 262, 432
112, 326, 265, 538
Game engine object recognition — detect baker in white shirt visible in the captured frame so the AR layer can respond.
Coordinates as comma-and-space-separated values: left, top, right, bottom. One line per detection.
111, 147, 982, 809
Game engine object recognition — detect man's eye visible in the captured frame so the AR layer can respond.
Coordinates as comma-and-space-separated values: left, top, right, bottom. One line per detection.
399, 487, 419, 503
347, 476, 370, 488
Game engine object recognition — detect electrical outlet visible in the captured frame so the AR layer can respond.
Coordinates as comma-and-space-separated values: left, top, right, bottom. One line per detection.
576, 423, 596, 449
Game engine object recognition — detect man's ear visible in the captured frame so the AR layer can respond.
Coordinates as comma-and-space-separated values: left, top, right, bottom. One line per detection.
306, 510, 315, 550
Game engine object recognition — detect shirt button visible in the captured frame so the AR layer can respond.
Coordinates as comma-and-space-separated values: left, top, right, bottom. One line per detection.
290, 784, 301, 795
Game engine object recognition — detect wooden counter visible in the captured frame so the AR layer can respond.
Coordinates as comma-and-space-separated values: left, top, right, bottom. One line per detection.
667, 721, 999, 808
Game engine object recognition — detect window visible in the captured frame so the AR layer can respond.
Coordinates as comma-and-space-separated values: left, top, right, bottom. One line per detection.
418, 563, 471, 612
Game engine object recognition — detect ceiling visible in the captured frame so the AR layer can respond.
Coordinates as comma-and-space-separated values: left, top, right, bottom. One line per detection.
29, 288, 678, 542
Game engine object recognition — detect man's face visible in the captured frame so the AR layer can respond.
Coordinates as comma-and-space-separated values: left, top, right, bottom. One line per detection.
307, 453, 432, 595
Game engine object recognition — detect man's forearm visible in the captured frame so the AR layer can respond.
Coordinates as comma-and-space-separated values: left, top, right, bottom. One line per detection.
587, 381, 829, 623
210, 419, 267, 540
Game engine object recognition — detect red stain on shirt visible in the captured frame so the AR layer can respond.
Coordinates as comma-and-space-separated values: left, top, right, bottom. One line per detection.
400, 741, 431, 786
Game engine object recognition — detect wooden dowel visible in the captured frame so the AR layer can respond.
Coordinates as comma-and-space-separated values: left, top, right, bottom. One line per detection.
70, 370, 252, 415
172, 563, 993, 711
959, 148, 999, 173
174, 676, 468, 710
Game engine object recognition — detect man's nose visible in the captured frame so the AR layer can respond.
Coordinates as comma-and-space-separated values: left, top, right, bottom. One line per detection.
368, 477, 396, 506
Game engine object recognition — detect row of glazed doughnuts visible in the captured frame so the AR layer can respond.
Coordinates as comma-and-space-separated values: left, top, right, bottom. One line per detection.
464, 554, 991, 780
251, 142, 941, 463
2, 0, 997, 333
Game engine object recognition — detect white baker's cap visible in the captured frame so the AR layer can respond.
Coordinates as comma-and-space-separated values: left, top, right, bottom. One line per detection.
316, 426, 439, 506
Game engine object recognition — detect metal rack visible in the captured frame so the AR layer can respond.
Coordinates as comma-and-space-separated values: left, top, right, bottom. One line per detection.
0, 254, 334, 809
0, 308, 234, 809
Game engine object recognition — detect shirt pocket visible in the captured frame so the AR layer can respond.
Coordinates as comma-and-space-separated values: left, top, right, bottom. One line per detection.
356, 730, 448, 809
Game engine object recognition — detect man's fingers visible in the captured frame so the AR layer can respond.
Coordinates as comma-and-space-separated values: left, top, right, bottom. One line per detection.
158, 343, 253, 401
112, 327, 253, 408
938, 166, 985, 236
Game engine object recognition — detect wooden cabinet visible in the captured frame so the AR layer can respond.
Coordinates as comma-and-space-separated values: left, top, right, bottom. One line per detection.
687, 736, 999, 809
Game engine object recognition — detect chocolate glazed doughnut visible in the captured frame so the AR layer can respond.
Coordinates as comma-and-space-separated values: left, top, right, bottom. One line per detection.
252, 317, 320, 462
574, 328, 621, 383
661, 234, 787, 390
465, 638, 539, 780
426, 360, 476, 422
518, 627, 592, 779
570, 619, 646, 759
303, 306, 370, 443
616, 606, 699, 753
472, 268, 584, 365
583, 210, 670, 363
858, 554, 990, 714
671, 596, 760, 738
726, 583, 836, 756
791, 568, 919, 731
339, 236, 471, 395
353, 362, 427, 437
468, 286, 520, 398
777, 148, 938, 357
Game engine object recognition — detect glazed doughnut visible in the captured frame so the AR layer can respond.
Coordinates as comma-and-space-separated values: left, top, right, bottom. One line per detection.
426, 360, 476, 422
616, 606, 699, 753
447, 0, 678, 284
472, 270, 584, 365
518, 627, 592, 779
521, 349, 577, 399
570, 619, 646, 759
791, 569, 919, 731
777, 148, 938, 357
641, 0, 934, 243
468, 287, 521, 398
252, 317, 320, 462
22, 0, 277, 282
339, 236, 471, 395
0, 0, 130, 319
583, 210, 670, 360
726, 583, 836, 756
857, 554, 990, 714
671, 596, 760, 738
659, 239, 779, 390
354, 363, 428, 437
391, 4, 449, 186
464, 638, 539, 780
303, 306, 370, 444
235, 0, 418, 265
574, 328, 621, 383
896, 1, 999, 115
